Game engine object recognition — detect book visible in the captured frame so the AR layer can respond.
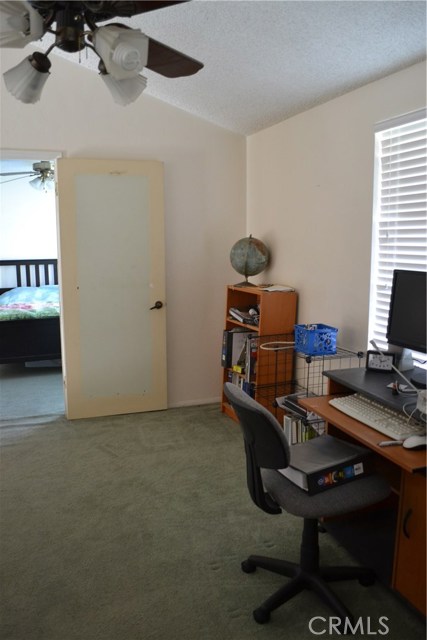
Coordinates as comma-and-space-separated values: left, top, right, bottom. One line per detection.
244, 335, 258, 382
221, 329, 251, 368
221, 330, 233, 368
278, 434, 373, 494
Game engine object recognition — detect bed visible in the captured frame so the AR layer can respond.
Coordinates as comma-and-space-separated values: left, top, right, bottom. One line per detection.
0, 259, 61, 364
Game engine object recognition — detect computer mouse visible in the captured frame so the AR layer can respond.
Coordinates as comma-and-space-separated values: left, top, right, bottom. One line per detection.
402, 435, 427, 450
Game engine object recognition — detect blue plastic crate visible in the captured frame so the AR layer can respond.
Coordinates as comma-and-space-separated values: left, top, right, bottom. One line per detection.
294, 324, 338, 356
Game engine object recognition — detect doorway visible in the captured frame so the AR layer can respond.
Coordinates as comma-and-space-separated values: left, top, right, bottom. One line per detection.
0, 149, 64, 422
1, 154, 167, 421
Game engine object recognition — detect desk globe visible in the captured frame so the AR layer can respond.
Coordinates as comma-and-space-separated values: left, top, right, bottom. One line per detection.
230, 235, 270, 286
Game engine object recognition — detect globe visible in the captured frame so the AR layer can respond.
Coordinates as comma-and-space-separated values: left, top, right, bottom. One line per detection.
230, 235, 270, 286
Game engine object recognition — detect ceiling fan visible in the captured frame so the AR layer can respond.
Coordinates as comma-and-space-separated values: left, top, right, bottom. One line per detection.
0, 1, 204, 105
0, 161, 55, 190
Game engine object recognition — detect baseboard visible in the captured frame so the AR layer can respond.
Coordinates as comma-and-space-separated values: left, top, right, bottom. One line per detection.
170, 397, 221, 408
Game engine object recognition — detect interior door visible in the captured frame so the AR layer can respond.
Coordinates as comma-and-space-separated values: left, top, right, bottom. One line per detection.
56, 158, 167, 419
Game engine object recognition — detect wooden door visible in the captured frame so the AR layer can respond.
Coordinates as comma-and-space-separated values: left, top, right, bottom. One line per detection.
56, 158, 167, 419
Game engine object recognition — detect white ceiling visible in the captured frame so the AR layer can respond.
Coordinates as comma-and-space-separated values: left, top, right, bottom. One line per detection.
47, 0, 427, 135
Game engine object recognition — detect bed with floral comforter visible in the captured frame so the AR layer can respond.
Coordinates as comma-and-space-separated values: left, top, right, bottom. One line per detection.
0, 285, 60, 321
0, 259, 61, 364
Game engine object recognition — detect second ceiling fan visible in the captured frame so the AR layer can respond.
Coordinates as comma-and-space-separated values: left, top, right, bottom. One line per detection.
0, 161, 55, 190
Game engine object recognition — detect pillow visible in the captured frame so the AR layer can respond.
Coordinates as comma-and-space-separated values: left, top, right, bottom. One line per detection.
0, 285, 59, 304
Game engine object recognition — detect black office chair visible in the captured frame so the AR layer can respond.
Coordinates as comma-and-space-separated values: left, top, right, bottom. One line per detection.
224, 382, 390, 626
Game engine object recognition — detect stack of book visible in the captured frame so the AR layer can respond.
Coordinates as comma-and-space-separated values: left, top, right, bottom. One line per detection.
283, 414, 324, 444
228, 306, 259, 325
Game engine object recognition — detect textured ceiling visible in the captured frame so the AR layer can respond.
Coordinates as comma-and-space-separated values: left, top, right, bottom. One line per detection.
45, 0, 427, 135
15, 1, 427, 134
132, 0, 427, 134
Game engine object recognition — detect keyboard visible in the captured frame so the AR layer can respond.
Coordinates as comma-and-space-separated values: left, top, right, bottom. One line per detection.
329, 393, 426, 440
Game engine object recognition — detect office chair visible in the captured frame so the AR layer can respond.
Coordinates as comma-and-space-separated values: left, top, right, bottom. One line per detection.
224, 382, 391, 626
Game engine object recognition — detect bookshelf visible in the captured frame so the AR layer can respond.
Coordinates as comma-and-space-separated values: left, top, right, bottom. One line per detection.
221, 284, 297, 420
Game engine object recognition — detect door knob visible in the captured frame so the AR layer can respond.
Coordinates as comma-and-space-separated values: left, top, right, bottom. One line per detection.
150, 301, 163, 310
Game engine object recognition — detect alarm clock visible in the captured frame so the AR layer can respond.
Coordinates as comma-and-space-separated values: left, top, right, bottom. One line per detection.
366, 350, 395, 372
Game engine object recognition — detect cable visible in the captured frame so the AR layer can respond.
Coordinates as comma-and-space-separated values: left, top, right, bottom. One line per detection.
401, 400, 426, 426
260, 341, 294, 351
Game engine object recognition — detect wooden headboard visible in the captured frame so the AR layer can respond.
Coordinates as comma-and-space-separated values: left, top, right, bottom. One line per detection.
0, 259, 58, 294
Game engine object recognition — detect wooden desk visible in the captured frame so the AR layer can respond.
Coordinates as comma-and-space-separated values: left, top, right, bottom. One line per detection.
299, 392, 426, 616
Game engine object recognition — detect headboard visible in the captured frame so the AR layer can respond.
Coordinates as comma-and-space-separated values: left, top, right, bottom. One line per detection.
0, 259, 58, 294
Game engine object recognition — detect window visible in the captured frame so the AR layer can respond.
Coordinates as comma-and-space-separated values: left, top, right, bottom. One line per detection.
368, 109, 427, 356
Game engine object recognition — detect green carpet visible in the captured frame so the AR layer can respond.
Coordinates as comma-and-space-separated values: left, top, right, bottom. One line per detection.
0, 405, 425, 640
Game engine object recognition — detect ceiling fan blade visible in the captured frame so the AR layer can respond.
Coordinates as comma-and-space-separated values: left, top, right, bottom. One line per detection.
147, 38, 203, 78
0, 171, 37, 177
101, 1, 190, 17
0, 175, 37, 184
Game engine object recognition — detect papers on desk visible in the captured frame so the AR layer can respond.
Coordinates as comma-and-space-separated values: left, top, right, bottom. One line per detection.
278, 434, 374, 494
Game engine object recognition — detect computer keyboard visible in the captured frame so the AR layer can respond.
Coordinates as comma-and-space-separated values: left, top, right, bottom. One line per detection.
329, 393, 426, 440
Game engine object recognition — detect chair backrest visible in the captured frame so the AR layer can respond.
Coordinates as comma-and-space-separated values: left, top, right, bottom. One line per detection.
224, 382, 291, 515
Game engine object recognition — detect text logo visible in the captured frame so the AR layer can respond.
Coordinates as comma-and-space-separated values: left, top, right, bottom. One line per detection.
308, 616, 390, 635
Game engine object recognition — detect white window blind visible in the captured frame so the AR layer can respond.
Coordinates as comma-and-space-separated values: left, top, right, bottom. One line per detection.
368, 112, 427, 353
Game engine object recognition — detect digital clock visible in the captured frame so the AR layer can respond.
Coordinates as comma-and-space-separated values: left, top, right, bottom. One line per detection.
366, 350, 395, 372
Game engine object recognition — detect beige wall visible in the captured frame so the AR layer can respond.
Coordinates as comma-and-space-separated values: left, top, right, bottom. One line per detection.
1, 49, 425, 404
0, 48, 246, 407
247, 61, 426, 351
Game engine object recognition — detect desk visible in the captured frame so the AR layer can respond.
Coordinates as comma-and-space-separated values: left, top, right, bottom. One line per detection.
299, 368, 426, 616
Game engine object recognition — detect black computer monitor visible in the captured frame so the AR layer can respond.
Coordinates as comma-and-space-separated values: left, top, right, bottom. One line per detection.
386, 269, 427, 388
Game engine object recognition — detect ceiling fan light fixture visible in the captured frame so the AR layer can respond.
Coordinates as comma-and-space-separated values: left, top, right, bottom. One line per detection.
93, 25, 149, 80
29, 174, 54, 192
29, 162, 55, 191
0, 1, 44, 48
3, 51, 51, 104
100, 71, 148, 106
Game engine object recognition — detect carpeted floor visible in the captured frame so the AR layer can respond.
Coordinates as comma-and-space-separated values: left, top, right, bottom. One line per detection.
0, 404, 425, 640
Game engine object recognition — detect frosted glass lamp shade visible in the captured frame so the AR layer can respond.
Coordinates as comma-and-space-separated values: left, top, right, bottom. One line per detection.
0, 1, 43, 48
3, 52, 51, 103
101, 72, 147, 106
93, 26, 149, 80
29, 175, 54, 191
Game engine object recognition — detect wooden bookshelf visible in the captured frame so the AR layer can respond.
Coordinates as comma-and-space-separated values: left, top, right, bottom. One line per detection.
221, 285, 297, 420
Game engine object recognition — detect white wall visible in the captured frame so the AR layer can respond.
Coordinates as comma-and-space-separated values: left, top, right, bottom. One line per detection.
0, 153, 57, 260
0, 47, 246, 407
247, 61, 426, 351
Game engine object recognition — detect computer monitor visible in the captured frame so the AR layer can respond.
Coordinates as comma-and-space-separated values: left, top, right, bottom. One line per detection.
386, 269, 427, 388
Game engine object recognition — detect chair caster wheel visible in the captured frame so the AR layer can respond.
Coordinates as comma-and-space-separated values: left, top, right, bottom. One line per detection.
359, 571, 375, 587
241, 560, 256, 573
253, 607, 270, 624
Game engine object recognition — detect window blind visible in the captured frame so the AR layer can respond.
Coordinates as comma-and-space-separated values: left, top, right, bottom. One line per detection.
368, 114, 427, 353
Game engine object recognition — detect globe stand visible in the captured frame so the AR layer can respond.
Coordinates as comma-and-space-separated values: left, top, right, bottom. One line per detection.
234, 278, 257, 287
